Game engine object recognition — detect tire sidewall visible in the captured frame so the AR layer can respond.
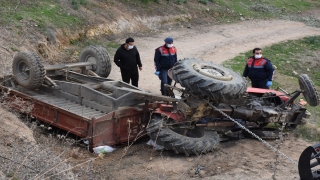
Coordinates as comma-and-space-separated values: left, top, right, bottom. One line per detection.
12, 52, 43, 88
79, 46, 111, 77
172, 58, 247, 101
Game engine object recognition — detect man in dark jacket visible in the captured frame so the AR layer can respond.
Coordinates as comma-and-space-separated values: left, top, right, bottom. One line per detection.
243, 47, 274, 89
154, 37, 177, 96
114, 37, 142, 87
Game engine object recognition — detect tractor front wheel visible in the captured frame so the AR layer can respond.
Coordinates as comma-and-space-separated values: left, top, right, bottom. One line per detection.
298, 74, 319, 106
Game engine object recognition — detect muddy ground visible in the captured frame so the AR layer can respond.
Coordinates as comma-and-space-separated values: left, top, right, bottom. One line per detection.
2, 18, 320, 179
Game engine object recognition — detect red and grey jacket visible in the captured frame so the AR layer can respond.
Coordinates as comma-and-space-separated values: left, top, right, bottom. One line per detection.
154, 45, 177, 71
243, 56, 274, 82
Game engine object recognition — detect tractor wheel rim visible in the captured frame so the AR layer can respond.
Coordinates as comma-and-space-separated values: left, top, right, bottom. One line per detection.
18, 61, 30, 80
193, 63, 233, 81
87, 56, 97, 70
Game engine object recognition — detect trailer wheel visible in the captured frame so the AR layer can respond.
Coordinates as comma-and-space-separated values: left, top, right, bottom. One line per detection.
97, 46, 112, 77
172, 58, 247, 102
298, 74, 320, 106
79, 46, 111, 77
12, 51, 45, 89
147, 115, 220, 156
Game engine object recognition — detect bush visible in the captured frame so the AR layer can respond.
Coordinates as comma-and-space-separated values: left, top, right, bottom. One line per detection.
198, 0, 208, 5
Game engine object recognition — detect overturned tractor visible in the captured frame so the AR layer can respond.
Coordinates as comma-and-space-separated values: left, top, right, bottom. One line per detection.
147, 58, 319, 156
0, 46, 318, 157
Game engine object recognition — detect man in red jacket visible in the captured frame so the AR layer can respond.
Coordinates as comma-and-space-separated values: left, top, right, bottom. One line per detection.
114, 37, 142, 87
243, 48, 274, 89
154, 37, 177, 96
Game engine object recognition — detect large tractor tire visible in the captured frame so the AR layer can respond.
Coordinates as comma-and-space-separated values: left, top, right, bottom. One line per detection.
172, 58, 247, 101
12, 51, 45, 89
79, 46, 111, 77
147, 115, 220, 156
298, 74, 319, 106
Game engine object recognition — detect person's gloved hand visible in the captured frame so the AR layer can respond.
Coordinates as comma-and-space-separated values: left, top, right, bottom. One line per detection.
154, 71, 160, 76
266, 81, 272, 87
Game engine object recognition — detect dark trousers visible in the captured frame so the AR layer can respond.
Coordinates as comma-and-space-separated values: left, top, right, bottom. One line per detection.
120, 68, 139, 87
251, 79, 269, 89
159, 68, 172, 95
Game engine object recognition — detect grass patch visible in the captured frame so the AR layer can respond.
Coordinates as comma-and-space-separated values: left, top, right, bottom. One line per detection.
215, 0, 315, 14
2, 0, 317, 30
210, 0, 319, 23
223, 36, 320, 87
67, 37, 120, 63
10, 46, 19, 52
0, 0, 82, 29
223, 36, 320, 141
295, 124, 320, 142
72, 0, 88, 10
107, 42, 120, 49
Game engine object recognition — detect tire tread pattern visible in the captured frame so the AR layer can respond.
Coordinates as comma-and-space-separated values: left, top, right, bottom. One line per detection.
172, 58, 247, 101
79, 46, 111, 77
147, 115, 220, 156
12, 51, 45, 89
298, 74, 320, 106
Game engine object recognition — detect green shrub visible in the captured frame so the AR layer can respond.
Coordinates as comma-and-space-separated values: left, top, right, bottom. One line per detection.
80, 0, 88, 5
198, 0, 208, 5
175, 0, 182, 5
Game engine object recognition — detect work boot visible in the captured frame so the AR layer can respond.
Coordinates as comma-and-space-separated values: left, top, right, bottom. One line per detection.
161, 90, 167, 96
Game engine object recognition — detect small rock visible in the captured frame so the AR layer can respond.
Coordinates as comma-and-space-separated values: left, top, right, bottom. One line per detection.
98, 153, 105, 159
293, 71, 298, 75
187, 158, 194, 162
199, 170, 206, 177
307, 68, 310, 71
217, 167, 221, 174
240, 17, 245, 21
70, 150, 79, 159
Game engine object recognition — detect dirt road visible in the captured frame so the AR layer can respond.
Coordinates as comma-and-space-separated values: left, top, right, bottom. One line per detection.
103, 19, 320, 179
108, 19, 320, 95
